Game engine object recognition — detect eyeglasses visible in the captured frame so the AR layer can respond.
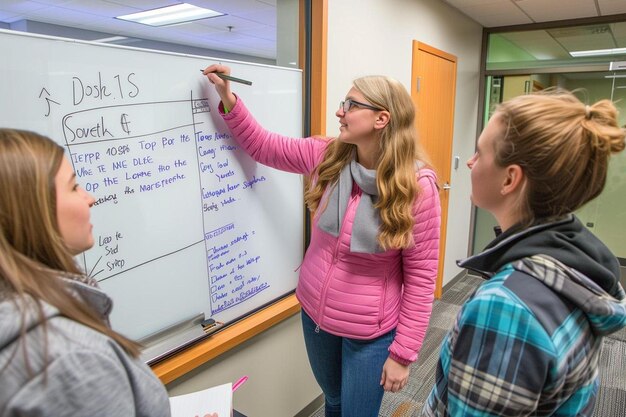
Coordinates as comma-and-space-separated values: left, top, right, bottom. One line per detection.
339, 99, 383, 113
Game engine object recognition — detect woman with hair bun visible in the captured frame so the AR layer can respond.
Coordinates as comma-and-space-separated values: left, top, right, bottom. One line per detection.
424, 89, 626, 417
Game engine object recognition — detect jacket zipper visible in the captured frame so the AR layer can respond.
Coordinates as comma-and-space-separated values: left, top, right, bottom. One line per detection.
378, 274, 388, 329
316, 186, 361, 331
316, 257, 338, 331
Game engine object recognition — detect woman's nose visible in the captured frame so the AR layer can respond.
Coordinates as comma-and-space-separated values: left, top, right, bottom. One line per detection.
84, 190, 96, 207
467, 154, 476, 169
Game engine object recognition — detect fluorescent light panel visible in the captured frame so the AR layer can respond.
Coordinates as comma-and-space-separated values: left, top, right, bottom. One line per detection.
569, 47, 626, 57
92, 36, 128, 43
117, 3, 224, 27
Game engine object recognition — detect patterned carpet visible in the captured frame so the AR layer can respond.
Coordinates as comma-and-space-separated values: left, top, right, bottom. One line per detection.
310, 273, 626, 416
378, 274, 483, 417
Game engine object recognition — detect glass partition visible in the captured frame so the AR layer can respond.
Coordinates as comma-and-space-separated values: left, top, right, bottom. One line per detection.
486, 22, 626, 72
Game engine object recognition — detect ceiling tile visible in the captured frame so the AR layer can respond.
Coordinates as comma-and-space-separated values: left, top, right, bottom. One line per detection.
516, 0, 599, 22
548, 25, 617, 51
26, 0, 75, 4
453, 1, 534, 27
169, 21, 224, 36
0, 0, 50, 22
23, 5, 103, 25
197, 0, 274, 15
57, 0, 135, 17
241, 25, 275, 41
103, 0, 178, 11
598, 0, 626, 16
196, 14, 268, 31
236, 9, 276, 26
443, 0, 506, 7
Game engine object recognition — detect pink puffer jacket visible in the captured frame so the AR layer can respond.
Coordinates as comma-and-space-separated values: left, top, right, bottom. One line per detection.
220, 99, 441, 364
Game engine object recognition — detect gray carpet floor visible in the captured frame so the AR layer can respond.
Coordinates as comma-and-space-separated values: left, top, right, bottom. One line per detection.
310, 273, 626, 416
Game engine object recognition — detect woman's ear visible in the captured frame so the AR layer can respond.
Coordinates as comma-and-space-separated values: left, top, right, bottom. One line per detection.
501, 164, 524, 196
374, 111, 390, 130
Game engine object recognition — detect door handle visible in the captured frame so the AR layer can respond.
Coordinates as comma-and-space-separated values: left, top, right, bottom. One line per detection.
442, 182, 451, 190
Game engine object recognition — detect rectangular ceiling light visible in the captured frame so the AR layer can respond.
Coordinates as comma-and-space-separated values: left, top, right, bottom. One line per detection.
117, 3, 224, 27
569, 47, 626, 57
92, 36, 128, 43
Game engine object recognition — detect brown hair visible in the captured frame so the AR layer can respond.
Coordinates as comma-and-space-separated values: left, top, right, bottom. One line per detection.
0, 129, 141, 369
304, 76, 431, 250
495, 89, 625, 226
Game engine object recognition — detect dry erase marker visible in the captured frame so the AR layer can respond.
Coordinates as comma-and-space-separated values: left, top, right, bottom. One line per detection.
203, 323, 223, 334
232, 375, 248, 392
200, 70, 252, 86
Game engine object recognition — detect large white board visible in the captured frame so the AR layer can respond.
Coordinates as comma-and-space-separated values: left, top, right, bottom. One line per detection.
0, 30, 303, 346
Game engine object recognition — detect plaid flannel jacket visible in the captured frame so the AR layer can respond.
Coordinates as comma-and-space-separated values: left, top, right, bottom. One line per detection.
424, 219, 626, 416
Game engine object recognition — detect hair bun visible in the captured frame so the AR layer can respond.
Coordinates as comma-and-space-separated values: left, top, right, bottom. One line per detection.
582, 100, 625, 154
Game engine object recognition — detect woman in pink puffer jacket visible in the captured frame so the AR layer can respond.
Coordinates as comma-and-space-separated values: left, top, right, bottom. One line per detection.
203, 65, 441, 417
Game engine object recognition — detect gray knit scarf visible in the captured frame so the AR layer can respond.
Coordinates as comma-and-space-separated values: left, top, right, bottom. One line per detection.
317, 159, 382, 253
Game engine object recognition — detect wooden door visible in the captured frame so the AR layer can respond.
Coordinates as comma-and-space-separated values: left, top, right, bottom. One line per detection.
411, 41, 457, 298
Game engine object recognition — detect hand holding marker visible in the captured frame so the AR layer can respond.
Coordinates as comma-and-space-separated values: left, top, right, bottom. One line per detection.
200, 70, 252, 86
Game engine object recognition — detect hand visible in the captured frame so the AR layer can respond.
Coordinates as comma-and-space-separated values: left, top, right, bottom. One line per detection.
201, 64, 237, 110
380, 357, 410, 392
194, 413, 218, 417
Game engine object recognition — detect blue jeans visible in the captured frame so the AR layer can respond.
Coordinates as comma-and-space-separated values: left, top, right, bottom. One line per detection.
301, 310, 395, 417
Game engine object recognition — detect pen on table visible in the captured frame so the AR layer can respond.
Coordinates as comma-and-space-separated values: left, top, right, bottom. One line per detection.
232, 375, 249, 392
200, 70, 253, 86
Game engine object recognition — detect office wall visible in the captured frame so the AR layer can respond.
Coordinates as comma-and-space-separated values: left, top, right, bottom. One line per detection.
326, 0, 483, 287
166, 314, 319, 416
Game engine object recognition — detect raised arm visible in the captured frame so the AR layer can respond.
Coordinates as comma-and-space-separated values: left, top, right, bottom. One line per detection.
202, 64, 327, 175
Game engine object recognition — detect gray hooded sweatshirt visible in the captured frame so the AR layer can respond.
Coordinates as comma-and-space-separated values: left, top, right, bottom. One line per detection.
0, 275, 170, 416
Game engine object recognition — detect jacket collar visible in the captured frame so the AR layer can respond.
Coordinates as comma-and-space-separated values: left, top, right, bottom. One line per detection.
458, 215, 574, 277
458, 214, 621, 295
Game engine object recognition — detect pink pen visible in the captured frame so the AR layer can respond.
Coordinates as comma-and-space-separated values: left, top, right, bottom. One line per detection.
232, 375, 249, 392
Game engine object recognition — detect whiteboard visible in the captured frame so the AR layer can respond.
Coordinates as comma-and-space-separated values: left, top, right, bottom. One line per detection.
0, 30, 303, 346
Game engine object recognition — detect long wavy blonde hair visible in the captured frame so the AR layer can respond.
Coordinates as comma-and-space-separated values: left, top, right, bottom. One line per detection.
0, 129, 141, 369
304, 76, 430, 250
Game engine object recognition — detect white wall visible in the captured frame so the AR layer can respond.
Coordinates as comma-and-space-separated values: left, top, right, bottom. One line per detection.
168, 2, 483, 416
166, 314, 320, 417
326, 0, 483, 286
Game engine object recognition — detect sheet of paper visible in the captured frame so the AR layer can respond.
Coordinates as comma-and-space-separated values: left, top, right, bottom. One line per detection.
169, 382, 232, 417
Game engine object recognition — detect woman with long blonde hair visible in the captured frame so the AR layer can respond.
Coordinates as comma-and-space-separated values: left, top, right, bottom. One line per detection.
0, 129, 170, 416
203, 65, 441, 417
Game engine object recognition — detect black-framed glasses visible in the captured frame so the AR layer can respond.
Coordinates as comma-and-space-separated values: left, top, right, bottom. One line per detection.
339, 99, 383, 113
